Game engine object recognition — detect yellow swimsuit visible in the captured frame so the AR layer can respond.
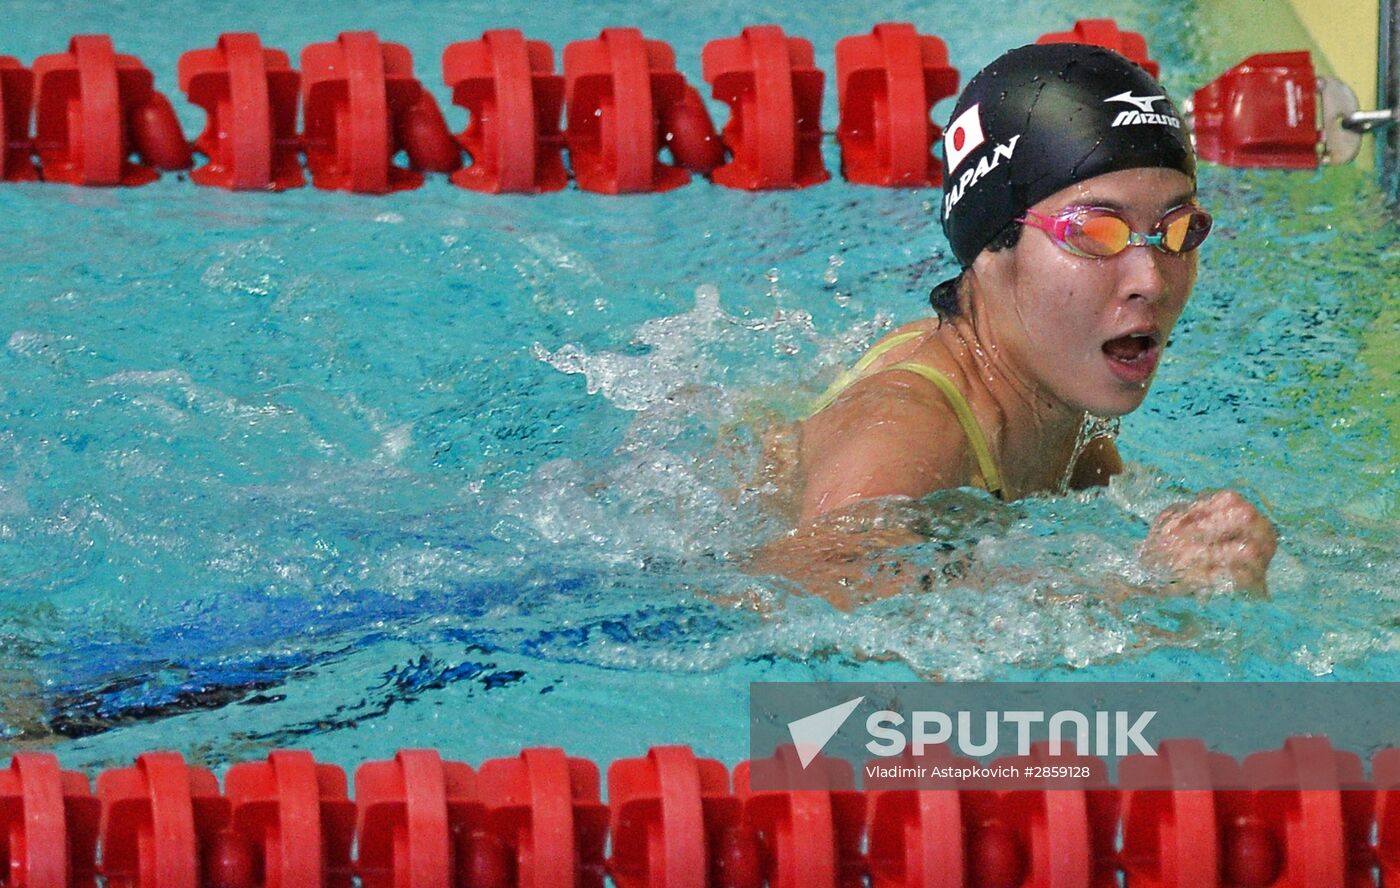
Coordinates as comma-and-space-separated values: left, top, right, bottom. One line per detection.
808, 331, 1006, 499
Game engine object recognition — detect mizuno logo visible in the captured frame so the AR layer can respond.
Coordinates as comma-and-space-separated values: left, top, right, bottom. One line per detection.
1103, 91, 1166, 112
1110, 110, 1182, 128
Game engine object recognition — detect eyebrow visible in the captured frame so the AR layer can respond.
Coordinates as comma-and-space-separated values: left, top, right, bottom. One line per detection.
1082, 192, 1197, 213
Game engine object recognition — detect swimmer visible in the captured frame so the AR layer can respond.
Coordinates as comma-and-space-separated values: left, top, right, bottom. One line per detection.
754, 43, 1277, 598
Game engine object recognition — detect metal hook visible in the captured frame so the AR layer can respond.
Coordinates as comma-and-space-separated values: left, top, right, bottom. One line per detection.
1341, 108, 1398, 133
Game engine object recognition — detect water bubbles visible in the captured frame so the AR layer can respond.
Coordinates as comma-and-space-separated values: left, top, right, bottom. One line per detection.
764, 268, 781, 299
376, 423, 414, 464
200, 239, 280, 297
7, 330, 56, 358
693, 283, 721, 313
1294, 643, 1335, 676
822, 254, 844, 288
533, 285, 732, 412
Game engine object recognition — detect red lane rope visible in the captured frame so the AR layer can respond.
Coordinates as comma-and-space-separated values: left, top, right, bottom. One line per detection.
12, 19, 1315, 194
3, 737, 1398, 888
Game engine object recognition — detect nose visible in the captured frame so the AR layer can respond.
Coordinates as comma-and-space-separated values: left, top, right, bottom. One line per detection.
1117, 244, 1169, 303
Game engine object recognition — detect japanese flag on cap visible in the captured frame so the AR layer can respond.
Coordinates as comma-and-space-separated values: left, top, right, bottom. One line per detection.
944, 104, 986, 174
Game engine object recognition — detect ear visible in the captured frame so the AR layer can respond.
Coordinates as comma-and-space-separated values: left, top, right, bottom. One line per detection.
967, 247, 1014, 297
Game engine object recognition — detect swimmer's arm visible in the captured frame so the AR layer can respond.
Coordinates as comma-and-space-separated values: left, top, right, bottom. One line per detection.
1142, 490, 1278, 594
743, 499, 929, 610
744, 381, 969, 607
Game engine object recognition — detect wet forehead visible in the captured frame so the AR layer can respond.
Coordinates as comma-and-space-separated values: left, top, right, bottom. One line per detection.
1035, 168, 1196, 219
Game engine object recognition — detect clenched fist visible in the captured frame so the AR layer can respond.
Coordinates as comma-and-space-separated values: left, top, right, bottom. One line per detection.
1141, 490, 1279, 593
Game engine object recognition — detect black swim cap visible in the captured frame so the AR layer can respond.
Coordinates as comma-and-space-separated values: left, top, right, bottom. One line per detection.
939, 43, 1196, 268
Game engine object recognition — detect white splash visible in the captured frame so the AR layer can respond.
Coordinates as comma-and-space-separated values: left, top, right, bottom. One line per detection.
532, 284, 729, 412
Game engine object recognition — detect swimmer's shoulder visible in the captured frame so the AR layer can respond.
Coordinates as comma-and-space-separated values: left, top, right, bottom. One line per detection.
796, 350, 980, 522
857, 318, 943, 375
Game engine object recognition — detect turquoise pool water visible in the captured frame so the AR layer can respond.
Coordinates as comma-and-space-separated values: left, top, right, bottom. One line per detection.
1, 0, 1398, 773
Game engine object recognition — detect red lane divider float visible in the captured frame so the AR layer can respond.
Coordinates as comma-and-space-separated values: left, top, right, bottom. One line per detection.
442, 29, 567, 194
1120, 738, 1240, 887
989, 743, 1118, 888
1192, 51, 1321, 169
356, 749, 482, 888
702, 25, 828, 190
33, 35, 190, 186
300, 31, 459, 194
4, 738, 1400, 888
1121, 736, 1376, 888
607, 745, 751, 888
1036, 18, 1159, 78
864, 745, 980, 887
224, 749, 356, 888
663, 83, 726, 177
0, 56, 37, 182
179, 33, 304, 191
734, 746, 866, 888
0, 753, 101, 888
1240, 736, 1374, 888
835, 23, 957, 188
564, 28, 713, 193
478, 747, 609, 888
98, 751, 229, 888
1377, 748, 1400, 885
0, 20, 1362, 189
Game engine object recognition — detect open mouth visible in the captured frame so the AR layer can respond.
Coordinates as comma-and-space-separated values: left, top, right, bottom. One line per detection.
1101, 332, 1161, 382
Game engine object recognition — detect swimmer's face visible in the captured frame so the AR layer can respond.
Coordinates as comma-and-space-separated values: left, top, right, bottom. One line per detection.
976, 167, 1199, 417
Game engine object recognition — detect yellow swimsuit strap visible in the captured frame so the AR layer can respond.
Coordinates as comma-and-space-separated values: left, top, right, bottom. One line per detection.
807, 332, 1005, 499
807, 330, 926, 416
884, 362, 1004, 499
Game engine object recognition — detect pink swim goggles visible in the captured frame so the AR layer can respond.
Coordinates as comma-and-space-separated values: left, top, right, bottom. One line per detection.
1018, 204, 1214, 259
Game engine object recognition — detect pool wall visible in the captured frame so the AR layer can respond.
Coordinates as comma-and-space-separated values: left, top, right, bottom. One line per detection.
1287, 0, 1379, 112
1288, 0, 1388, 180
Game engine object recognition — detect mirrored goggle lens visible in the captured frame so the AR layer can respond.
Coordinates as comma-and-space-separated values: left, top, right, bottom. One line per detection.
1159, 206, 1213, 252
1070, 215, 1132, 256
